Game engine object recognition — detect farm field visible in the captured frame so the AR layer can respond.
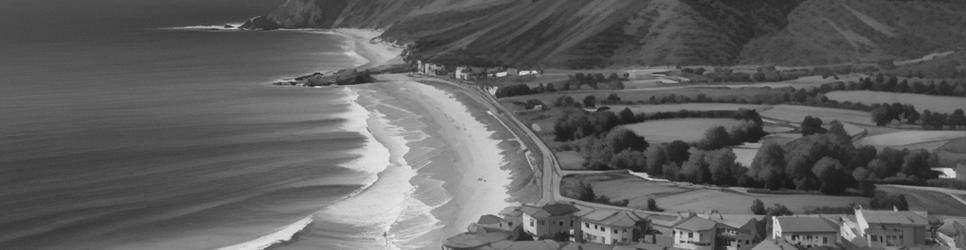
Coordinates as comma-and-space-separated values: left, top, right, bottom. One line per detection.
623, 118, 745, 143
558, 151, 586, 170
502, 88, 789, 108
564, 173, 871, 214
761, 105, 873, 126
654, 189, 869, 214
877, 186, 966, 217
857, 131, 966, 150
603, 103, 767, 114
937, 137, 966, 166
825, 91, 966, 114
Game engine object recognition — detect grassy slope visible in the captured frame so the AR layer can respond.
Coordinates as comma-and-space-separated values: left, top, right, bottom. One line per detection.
740, 0, 966, 65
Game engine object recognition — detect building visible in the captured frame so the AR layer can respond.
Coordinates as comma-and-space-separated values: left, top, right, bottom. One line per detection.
701, 213, 763, 250
499, 206, 523, 231
750, 239, 799, 250
855, 209, 929, 249
772, 216, 839, 248
520, 203, 580, 239
416, 60, 445, 75
672, 216, 719, 250
579, 209, 649, 245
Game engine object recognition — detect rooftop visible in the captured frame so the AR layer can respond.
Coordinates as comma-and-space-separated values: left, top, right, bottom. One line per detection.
674, 216, 718, 232
775, 216, 838, 233
443, 232, 511, 249
859, 209, 928, 226
751, 239, 800, 250
478, 214, 504, 225
583, 209, 647, 227
522, 203, 579, 218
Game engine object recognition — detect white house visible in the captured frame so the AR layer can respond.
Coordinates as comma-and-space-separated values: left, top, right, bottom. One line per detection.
416, 60, 444, 75
673, 216, 718, 250
520, 203, 580, 239
772, 216, 839, 248
701, 213, 762, 250
854, 209, 929, 249
579, 209, 648, 245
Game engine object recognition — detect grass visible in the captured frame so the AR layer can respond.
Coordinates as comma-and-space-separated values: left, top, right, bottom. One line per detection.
877, 186, 966, 217
761, 105, 874, 126
502, 87, 789, 108
825, 91, 966, 114
857, 131, 966, 150
558, 151, 586, 170
937, 137, 966, 166
564, 173, 871, 214
602, 103, 767, 114
622, 118, 746, 143
654, 189, 869, 214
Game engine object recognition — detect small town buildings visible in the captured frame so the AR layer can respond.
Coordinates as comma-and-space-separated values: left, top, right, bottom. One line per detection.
672, 216, 719, 250
750, 239, 799, 250
519, 69, 541, 77
416, 60, 445, 75
578, 209, 649, 245
854, 209, 929, 249
499, 206, 523, 231
521, 203, 580, 240
771, 216, 839, 248
700, 213, 763, 250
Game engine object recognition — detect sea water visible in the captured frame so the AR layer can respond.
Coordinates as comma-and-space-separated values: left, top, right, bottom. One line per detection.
0, 0, 460, 249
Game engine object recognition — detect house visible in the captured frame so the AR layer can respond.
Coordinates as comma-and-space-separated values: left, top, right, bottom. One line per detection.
701, 213, 763, 250
579, 209, 649, 245
854, 209, 929, 249
416, 60, 445, 75
672, 216, 719, 250
521, 203, 580, 239
519, 69, 542, 77
499, 206, 523, 231
750, 239, 799, 250
772, 216, 839, 248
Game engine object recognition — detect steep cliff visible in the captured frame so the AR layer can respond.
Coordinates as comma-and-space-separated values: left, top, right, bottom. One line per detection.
253, 0, 966, 67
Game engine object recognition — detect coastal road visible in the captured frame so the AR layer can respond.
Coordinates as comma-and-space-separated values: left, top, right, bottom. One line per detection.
414, 75, 677, 216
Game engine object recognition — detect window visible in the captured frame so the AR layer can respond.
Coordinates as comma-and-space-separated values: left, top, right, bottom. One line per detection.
613, 229, 618, 234
823, 237, 828, 244
792, 235, 798, 240
530, 219, 534, 227
585, 223, 589, 228
689, 232, 693, 238
623, 229, 627, 233
559, 221, 563, 227
570, 220, 574, 227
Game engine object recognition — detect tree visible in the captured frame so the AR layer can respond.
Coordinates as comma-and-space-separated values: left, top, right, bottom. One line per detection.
583, 95, 597, 108
645, 144, 668, 175
766, 203, 794, 216
605, 128, 649, 153
612, 150, 647, 171
662, 162, 680, 181
666, 141, 691, 164
619, 107, 636, 124
682, 150, 712, 184
750, 199, 766, 215
950, 109, 966, 128
871, 106, 893, 126
646, 197, 664, 212
698, 126, 731, 150
812, 157, 848, 195
708, 149, 738, 186
901, 149, 935, 180
751, 143, 786, 190
801, 116, 826, 136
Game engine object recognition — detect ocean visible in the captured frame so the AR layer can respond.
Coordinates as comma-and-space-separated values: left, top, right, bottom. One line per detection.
0, 0, 517, 249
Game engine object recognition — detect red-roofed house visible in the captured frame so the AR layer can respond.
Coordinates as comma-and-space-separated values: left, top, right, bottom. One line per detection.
521, 203, 580, 239
772, 216, 839, 248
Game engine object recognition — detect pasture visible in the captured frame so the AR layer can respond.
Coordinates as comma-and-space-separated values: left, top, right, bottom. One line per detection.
857, 131, 966, 150
761, 105, 874, 126
603, 103, 767, 114
825, 91, 966, 114
622, 118, 746, 143
654, 189, 870, 214
877, 186, 966, 217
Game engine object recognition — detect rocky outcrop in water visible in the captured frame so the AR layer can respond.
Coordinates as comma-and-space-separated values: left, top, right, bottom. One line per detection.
239, 16, 280, 31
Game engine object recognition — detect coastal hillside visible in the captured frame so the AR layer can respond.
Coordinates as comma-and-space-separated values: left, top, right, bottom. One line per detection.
250, 0, 966, 67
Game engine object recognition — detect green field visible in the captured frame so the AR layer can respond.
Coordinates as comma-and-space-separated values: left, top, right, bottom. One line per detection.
623, 118, 746, 143
857, 131, 966, 150
603, 103, 767, 114
761, 105, 874, 126
825, 91, 966, 114
937, 137, 966, 166
877, 186, 966, 217
564, 173, 871, 214
502, 88, 789, 107
558, 151, 586, 170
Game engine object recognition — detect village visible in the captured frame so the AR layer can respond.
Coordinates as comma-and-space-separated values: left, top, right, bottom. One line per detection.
412, 58, 966, 250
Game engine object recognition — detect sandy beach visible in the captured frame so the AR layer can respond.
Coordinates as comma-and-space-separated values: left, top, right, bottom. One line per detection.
332, 29, 536, 248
